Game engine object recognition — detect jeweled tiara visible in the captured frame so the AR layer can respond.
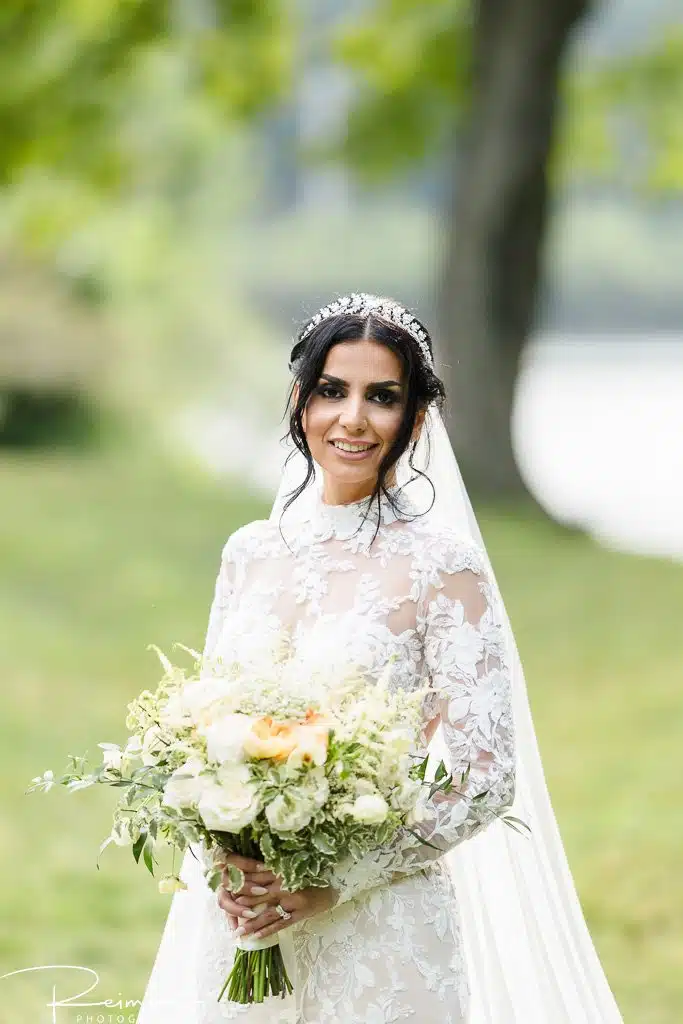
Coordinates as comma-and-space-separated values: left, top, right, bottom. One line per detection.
298, 293, 434, 368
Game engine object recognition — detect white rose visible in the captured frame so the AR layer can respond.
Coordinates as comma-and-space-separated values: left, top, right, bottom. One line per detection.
265, 792, 316, 834
201, 713, 255, 764
351, 793, 389, 825
162, 757, 207, 811
198, 764, 260, 833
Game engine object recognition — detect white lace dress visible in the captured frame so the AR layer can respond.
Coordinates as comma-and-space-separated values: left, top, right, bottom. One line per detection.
138, 482, 516, 1024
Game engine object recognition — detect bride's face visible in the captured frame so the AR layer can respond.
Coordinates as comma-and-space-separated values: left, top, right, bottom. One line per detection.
302, 338, 422, 497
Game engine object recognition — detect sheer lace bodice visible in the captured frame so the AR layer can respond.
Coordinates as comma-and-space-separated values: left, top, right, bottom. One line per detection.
140, 481, 516, 1024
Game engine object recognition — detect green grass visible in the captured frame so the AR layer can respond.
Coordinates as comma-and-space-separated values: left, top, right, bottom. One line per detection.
1, 444, 681, 1022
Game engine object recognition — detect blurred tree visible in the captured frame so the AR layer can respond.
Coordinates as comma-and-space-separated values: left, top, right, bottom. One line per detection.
334, 1, 683, 501
334, 0, 591, 501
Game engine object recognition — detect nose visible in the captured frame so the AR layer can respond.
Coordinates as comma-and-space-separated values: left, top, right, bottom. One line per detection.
338, 395, 368, 433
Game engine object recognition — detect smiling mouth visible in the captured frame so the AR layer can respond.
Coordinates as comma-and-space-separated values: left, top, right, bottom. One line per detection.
329, 440, 379, 453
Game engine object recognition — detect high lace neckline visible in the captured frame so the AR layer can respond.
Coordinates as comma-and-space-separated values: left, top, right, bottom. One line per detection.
310, 476, 416, 543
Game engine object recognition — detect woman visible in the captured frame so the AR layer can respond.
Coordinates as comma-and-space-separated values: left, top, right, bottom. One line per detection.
137, 294, 623, 1023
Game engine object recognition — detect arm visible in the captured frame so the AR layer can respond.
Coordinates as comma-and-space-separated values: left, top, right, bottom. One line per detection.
331, 544, 516, 905
200, 537, 237, 670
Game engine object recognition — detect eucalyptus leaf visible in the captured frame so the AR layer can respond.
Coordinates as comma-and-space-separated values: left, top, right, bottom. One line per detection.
132, 832, 147, 864
142, 838, 155, 876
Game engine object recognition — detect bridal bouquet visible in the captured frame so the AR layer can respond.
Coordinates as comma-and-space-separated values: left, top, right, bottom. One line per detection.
27, 641, 446, 1005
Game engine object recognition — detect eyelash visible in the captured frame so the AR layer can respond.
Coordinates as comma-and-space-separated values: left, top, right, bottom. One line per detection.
315, 384, 399, 406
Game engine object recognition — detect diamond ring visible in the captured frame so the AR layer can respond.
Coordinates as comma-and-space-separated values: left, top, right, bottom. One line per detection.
275, 903, 292, 921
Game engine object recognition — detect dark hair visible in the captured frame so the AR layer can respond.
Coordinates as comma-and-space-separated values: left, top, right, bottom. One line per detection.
280, 303, 446, 543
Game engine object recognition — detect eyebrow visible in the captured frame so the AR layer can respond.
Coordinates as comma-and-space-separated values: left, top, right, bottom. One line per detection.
320, 373, 403, 389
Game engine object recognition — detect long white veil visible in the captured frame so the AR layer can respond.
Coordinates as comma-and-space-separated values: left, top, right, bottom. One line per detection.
271, 404, 624, 1023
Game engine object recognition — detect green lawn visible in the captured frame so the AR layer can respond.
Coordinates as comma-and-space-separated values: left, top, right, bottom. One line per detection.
1, 444, 681, 1022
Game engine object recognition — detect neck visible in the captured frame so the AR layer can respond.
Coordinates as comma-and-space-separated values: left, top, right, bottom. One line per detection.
321, 470, 397, 507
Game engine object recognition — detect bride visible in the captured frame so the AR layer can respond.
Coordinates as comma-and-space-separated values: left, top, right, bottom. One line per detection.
137, 294, 623, 1023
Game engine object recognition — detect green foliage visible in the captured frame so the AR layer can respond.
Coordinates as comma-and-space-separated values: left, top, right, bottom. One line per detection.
566, 29, 683, 190
0, 0, 293, 187
328, 0, 472, 177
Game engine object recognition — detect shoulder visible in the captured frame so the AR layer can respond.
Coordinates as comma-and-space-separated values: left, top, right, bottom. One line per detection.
220, 517, 279, 563
409, 517, 489, 576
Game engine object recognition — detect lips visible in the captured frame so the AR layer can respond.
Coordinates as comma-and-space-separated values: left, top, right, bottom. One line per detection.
330, 439, 378, 452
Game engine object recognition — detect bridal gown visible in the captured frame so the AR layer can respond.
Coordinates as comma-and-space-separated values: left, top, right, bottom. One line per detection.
137, 482, 516, 1024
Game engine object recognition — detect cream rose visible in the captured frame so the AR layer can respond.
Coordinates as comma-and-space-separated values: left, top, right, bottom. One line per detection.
201, 713, 256, 764
265, 792, 316, 833
198, 764, 260, 833
162, 757, 207, 811
351, 793, 389, 825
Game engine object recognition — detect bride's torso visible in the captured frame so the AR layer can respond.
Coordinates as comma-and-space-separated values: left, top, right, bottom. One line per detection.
210, 484, 484, 732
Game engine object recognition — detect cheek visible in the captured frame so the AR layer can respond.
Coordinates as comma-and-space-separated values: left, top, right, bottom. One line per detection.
373, 405, 405, 443
302, 398, 331, 442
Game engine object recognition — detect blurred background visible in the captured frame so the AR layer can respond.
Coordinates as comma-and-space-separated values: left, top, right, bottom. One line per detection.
1, 1, 682, 1020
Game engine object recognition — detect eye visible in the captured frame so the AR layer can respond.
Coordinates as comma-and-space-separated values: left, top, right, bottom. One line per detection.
316, 383, 344, 400
370, 389, 400, 406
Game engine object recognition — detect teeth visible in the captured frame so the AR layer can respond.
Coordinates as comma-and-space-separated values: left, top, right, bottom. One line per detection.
331, 441, 376, 452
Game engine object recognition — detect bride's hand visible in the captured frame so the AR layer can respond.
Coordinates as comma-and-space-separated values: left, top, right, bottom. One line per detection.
220, 882, 338, 940
216, 854, 338, 937
214, 852, 275, 930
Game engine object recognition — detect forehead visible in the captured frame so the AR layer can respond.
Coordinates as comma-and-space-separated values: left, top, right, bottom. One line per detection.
322, 339, 403, 381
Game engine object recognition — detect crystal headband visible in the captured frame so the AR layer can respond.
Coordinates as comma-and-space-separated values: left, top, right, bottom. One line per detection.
299, 293, 433, 368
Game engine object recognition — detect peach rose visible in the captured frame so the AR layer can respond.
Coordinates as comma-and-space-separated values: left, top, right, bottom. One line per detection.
243, 717, 300, 761
244, 712, 330, 767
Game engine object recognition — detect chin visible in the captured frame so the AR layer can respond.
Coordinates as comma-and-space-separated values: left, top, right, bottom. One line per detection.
325, 463, 378, 484
316, 453, 381, 486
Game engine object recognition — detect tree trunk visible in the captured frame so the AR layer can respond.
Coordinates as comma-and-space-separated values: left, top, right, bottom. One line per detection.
436, 0, 589, 501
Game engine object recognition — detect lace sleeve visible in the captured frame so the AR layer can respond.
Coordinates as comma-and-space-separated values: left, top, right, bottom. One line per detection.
201, 537, 237, 668
331, 544, 516, 905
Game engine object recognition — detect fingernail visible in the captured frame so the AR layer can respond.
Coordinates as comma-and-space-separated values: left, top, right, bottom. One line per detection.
252, 930, 263, 939
256, 862, 267, 870
234, 926, 246, 937
241, 909, 258, 919
250, 885, 268, 895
